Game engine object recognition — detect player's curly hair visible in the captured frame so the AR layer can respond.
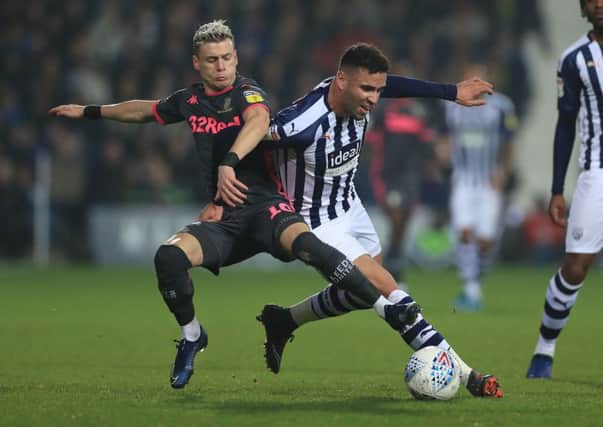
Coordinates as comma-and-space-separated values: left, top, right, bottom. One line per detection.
339, 43, 390, 74
192, 20, 234, 52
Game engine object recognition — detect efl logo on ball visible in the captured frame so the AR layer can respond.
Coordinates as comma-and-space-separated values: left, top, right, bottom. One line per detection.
404, 346, 460, 400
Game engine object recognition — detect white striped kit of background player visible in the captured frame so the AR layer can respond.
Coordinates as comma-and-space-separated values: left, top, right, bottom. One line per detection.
559, 35, 603, 253
444, 93, 515, 239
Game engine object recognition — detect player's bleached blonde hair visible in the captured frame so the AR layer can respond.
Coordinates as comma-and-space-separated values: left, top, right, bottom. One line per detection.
192, 20, 234, 52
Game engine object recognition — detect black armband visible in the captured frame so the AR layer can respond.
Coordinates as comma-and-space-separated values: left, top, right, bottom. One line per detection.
220, 152, 240, 168
83, 105, 102, 119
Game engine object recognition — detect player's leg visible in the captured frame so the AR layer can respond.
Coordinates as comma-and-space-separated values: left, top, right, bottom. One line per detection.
527, 171, 603, 378
382, 202, 413, 284
451, 184, 481, 310
526, 253, 594, 378
474, 185, 504, 282
155, 220, 238, 389
154, 231, 208, 389
262, 202, 502, 396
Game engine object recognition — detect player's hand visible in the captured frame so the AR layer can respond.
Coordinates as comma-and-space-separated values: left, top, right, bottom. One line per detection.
548, 194, 567, 228
455, 78, 494, 107
197, 202, 223, 222
215, 165, 248, 207
48, 104, 85, 119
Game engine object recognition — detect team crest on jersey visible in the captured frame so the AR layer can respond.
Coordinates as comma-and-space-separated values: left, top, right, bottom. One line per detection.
243, 90, 264, 103
572, 227, 583, 241
557, 77, 564, 98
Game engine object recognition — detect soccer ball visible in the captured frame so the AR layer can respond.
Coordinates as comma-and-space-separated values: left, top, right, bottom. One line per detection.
404, 346, 461, 400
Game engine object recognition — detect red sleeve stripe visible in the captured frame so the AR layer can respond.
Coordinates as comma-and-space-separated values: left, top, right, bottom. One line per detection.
242, 103, 270, 117
152, 101, 166, 125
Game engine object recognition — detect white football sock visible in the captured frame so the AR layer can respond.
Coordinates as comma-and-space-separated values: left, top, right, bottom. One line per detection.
181, 317, 201, 341
447, 347, 472, 386
464, 280, 482, 301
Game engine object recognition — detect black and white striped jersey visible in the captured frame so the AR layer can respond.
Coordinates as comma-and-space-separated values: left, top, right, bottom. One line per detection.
268, 78, 368, 229
444, 92, 517, 187
558, 34, 603, 171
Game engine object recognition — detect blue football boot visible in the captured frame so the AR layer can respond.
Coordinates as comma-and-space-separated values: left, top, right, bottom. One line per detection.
170, 327, 208, 389
526, 354, 553, 379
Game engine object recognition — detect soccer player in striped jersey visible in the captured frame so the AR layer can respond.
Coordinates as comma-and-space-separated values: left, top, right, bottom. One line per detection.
444, 62, 517, 311
256, 43, 503, 397
527, 0, 603, 379
51, 21, 420, 390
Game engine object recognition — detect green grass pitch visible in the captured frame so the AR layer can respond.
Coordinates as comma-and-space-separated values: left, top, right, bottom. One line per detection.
2, 264, 603, 426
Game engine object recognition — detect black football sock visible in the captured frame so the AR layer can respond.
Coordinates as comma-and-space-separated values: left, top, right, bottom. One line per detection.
291, 232, 380, 305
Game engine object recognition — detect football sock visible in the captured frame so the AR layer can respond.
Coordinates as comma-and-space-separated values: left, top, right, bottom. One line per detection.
478, 245, 496, 277
291, 232, 381, 305
289, 283, 371, 326
447, 348, 473, 386
154, 245, 196, 326
533, 270, 583, 357
288, 283, 412, 326
463, 280, 482, 301
398, 314, 476, 383
456, 241, 480, 297
181, 317, 201, 341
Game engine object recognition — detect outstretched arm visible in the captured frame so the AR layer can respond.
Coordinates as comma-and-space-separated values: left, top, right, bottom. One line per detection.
49, 100, 157, 123
382, 75, 493, 106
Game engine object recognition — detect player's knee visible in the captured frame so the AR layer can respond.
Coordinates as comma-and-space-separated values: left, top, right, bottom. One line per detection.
291, 232, 334, 266
477, 239, 493, 253
154, 245, 192, 278
561, 259, 590, 284
460, 229, 473, 243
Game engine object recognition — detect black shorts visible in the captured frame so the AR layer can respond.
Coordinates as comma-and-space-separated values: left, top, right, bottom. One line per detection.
180, 194, 305, 274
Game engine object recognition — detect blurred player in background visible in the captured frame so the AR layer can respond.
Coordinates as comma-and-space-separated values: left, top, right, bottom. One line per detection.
366, 61, 443, 285
49, 20, 419, 390
255, 43, 503, 397
527, 0, 603, 379
444, 61, 517, 311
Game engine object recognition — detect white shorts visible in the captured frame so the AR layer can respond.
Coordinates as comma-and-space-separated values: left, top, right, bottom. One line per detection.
566, 169, 603, 253
311, 199, 382, 261
450, 183, 503, 240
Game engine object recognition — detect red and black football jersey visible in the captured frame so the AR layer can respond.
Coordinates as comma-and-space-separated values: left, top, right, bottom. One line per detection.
152, 74, 281, 204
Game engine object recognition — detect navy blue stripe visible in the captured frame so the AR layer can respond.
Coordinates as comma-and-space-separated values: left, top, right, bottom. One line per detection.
293, 146, 305, 212
594, 43, 603, 168
327, 285, 349, 313
309, 119, 329, 228
539, 324, 561, 340
420, 333, 445, 349
582, 88, 594, 170
327, 118, 344, 220
544, 301, 570, 319
401, 319, 429, 343
317, 292, 336, 317
341, 119, 359, 211
581, 46, 599, 170
554, 273, 580, 295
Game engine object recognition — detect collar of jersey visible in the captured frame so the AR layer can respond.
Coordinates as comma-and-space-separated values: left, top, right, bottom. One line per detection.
205, 85, 234, 97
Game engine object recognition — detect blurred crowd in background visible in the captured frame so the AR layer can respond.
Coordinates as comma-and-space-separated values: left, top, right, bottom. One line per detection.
1, 0, 556, 262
